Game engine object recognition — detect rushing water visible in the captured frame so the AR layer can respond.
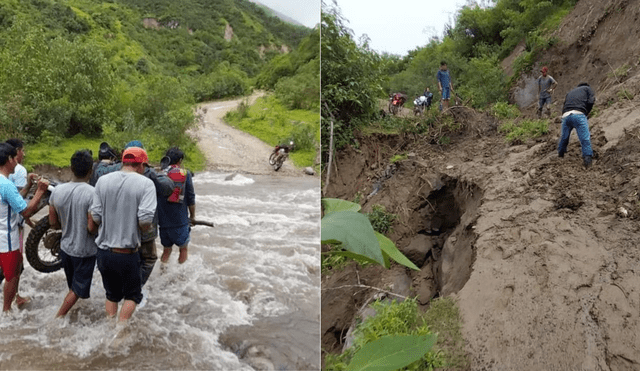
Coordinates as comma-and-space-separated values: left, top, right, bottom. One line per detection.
0, 172, 320, 370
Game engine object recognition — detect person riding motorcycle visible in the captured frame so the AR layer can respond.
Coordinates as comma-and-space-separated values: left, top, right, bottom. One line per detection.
273, 141, 294, 159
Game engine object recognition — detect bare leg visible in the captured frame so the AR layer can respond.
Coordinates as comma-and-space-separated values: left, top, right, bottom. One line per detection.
118, 300, 137, 321
160, 247, 172, 263
106, 300, 118, 318
3, 276, 19, 312
178, 244, 189, 264
56, 290, 79, 317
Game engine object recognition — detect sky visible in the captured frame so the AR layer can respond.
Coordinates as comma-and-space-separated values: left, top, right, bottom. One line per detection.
332, 0, 470, 56
251, 0, 321, 28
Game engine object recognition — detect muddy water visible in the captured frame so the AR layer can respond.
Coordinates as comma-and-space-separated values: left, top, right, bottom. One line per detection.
0, 172, 320, 370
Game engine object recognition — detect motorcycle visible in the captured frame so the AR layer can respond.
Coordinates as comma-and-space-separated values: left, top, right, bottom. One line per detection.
25, 182, 62, 273
388, 93, 406, 115
413, 94, 432, 116
269, 141, 293, 171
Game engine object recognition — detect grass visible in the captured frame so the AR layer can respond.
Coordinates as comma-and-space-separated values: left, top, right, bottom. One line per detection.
224, 94, 320, 168
498, 118, 549, 144
24, 133, 206, 172
423, 297, 469, 369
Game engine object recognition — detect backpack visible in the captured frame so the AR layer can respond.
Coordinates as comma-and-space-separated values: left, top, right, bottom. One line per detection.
167, 164, 187, 203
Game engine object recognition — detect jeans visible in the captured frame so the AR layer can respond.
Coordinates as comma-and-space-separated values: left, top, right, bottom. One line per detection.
538, 96, 551, 110
558, 113, 593, 158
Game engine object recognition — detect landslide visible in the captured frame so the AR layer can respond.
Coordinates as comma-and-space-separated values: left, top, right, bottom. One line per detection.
322, 1, 640, 369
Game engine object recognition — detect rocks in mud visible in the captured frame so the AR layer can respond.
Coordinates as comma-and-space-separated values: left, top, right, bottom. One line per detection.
403, 234, 434, 268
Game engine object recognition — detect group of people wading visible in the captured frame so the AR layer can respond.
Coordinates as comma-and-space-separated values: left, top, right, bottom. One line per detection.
0, 139, 196, 321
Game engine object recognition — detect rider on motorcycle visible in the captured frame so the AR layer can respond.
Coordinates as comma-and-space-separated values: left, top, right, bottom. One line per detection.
273, 140, 295, 157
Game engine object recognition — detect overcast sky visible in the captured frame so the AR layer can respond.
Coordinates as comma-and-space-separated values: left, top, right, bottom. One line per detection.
252, 0, 320, 28
330, 0, 470, 56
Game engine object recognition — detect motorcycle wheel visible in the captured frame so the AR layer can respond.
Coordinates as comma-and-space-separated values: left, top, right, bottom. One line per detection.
25, 216, 63, 273
273, 154, 285, 171
269, 152, 277, 165
388, 101, 394, 114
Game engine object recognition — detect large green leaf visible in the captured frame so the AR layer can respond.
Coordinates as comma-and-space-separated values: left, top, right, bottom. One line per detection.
346, 334, 437, 371
322, 198, 361, 216
326, 250, 382, 266
322, 211, 385, 265
376, 232, 419, 271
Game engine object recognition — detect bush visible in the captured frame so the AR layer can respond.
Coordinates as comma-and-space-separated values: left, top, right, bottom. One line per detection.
367, 205, 397, 235
324, 298, 444, 371
491, 101, 520, 119
498, 118, 548, 143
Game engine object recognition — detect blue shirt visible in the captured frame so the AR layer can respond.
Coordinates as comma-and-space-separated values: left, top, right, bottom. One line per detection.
157, 171, 195, 229
0, 175, 27, 253
437, 69, 451, 89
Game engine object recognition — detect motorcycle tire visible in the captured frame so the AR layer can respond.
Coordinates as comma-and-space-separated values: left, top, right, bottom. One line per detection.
269, 152, 277, 166
25, 216, 63, 273
273, 155, 285, 171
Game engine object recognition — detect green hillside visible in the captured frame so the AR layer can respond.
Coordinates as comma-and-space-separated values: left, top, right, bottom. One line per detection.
0, 0, 312, 155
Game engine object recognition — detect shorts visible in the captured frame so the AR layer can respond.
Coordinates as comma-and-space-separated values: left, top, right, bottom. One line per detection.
96, 248, 143, 304
441, 87, 451, 100
160, 225, 191, 248
0, 250, 22, 282
61, 250, 97, 299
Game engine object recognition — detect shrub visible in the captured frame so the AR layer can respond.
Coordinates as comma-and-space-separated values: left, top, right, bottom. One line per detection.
498, 118, 548, 143
324, 298, 444, 371
491, 101, 520, 119
367, 204, 397, 235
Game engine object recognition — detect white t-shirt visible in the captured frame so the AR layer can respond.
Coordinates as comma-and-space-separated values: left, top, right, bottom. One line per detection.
8, 163, 27, 188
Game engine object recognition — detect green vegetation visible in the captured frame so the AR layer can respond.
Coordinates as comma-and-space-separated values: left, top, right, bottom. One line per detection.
608, 64, 630, 81
322, 198, 418, 272
491, 101, 521, 119
324, 298, 443, 371
23, 133, 206, 172
0, 0, 313, 168
224, 95, 319, 168
422, 297, 469, 369
389, 154, 408, 164
367, 205, 397, 235
320, 0, 579, 162
617, 89, 634, 101
498, 118, 549, 144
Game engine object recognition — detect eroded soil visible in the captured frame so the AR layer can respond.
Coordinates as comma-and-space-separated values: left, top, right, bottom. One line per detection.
322, 1, 640, 364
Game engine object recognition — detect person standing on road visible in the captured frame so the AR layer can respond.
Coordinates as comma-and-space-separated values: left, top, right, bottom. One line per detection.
537, 66, 558, 118
437, 61, 454, 112
49, 150, 98, 317
558, 82, 596, 169
89, 147, 157, 321
158, 147, 196, 265
0, 143, 49, 312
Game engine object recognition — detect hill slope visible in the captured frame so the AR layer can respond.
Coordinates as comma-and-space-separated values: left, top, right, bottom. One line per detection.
323, 0, 640, 369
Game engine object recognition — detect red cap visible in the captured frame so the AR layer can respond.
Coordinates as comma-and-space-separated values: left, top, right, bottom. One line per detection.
541, 66, 548, 73
122, 147, 148, 164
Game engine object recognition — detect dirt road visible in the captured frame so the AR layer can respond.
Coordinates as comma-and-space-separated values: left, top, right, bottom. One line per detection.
192, 92, 300, 176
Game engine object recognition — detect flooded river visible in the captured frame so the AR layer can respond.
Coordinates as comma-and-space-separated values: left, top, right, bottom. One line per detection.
0, 172, 320, 370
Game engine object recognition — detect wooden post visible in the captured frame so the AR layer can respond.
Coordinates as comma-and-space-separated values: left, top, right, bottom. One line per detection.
323, 102, 335, 196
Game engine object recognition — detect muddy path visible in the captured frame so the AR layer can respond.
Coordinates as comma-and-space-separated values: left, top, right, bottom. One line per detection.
192, 91, 301, 176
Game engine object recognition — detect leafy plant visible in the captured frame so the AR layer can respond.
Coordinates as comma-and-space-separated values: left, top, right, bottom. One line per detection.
491, 101, 520, 119
498, 118, 549, 143
324, 298, 443, 371
322, 198, 418, 271
367, 205, 397, 235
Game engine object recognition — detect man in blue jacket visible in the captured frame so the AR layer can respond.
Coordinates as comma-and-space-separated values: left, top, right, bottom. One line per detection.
558, 82, 596, 168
